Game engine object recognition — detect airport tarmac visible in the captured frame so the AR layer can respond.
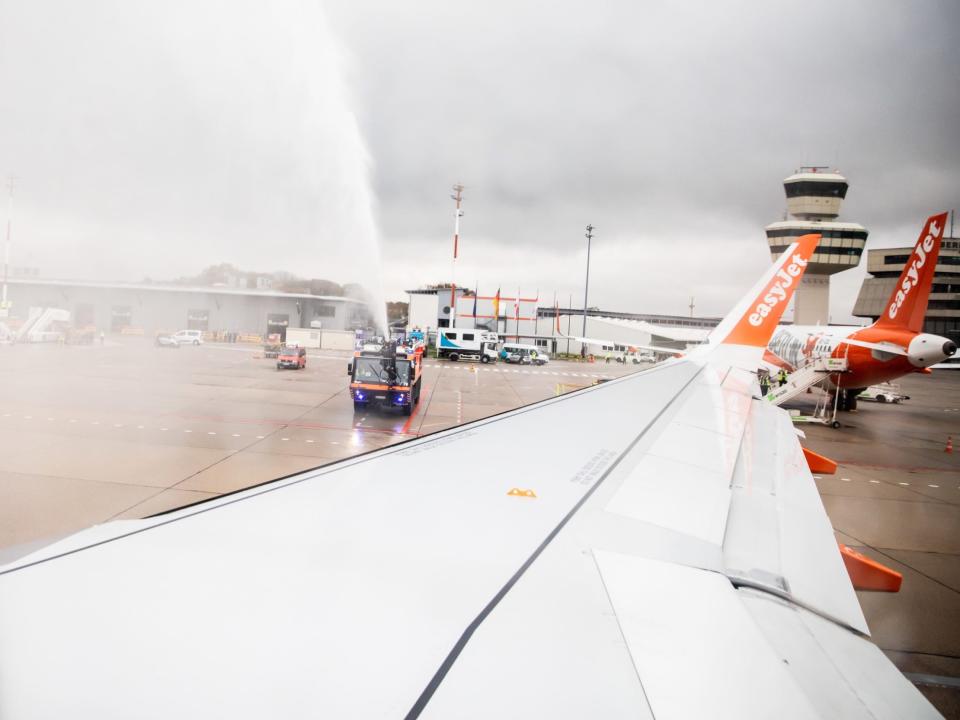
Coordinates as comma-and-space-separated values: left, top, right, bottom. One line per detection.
1, 338, 958, 715
785, 373, 960, 716
0, 339, 632, 548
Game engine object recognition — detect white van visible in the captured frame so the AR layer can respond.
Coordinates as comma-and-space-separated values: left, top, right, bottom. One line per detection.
499, 343, 549, 365
173, 329, 204, 346
437, 329, 499, 362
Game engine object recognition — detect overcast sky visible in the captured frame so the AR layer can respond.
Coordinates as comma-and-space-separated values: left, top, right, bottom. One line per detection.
1, 0, 958, 321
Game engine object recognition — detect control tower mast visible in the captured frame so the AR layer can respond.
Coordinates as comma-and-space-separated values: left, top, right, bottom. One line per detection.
765, 167, 868, 325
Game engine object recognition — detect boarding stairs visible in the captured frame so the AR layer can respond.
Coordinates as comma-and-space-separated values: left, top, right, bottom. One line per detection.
16, 307, 71, 343
767, 357, 848, 406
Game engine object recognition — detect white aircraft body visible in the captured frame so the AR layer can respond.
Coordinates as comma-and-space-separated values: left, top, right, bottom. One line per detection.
0, 234, 939, 718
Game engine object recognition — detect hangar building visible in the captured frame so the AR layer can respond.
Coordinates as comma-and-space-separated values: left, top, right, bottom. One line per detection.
2, 278, 371, 340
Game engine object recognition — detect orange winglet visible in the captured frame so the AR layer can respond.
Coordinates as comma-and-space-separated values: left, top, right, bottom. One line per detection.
838, 544, 902, 592
803, 447, 837, 475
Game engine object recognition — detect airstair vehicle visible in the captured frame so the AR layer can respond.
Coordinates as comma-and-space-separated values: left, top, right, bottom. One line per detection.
15, 307, 71, 343
765, 356, 853, 428
766, 356, 848, 407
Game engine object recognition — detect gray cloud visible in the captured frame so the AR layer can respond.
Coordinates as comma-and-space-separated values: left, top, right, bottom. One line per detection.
1, 0, 957, 321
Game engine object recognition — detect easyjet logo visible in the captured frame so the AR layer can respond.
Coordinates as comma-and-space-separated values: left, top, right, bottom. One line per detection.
748, 253, 808, 327
889, 220, 940, 319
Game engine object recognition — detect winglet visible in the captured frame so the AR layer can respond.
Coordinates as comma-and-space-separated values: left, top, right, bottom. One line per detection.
838, 544, 902, 592
709, 234, 820, 348
873, 212, 948, 333
803, 447, 837, 475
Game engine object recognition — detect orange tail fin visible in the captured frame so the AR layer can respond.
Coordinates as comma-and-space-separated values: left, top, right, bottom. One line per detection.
714, 234, 820, 347
874, 213, 948, 333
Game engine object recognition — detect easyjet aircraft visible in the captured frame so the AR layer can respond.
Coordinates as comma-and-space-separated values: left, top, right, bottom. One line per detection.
0, 233, 939, 717
767, 212, 955, 410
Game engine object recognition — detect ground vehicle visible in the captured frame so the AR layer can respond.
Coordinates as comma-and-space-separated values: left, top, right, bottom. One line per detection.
406, 328, 428, 355
277, 345, 306, 370
173, 329, 203, 346
348, 341, 423, 414
437, 328, 498, 363
263, 332, 282, 358
499, 343, 549, 365
155, 333, 180, 348
860, 382, 909, 403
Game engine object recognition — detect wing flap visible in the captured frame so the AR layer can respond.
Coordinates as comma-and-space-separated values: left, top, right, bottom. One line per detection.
594, 551, 820, 719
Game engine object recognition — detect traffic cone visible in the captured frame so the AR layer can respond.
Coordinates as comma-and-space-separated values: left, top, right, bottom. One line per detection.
946, 436, 954, 454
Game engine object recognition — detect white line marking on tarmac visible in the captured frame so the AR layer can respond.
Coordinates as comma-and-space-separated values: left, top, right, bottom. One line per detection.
331, 441, 340, 445
113, 423, 123, 428
183, 429, 192, 433
899, 482, 909, 486
306, 439, 315, 443
256, 435, 265, 439
232, 433, 240, 437
207, 431, 216, 435
841, 477, 852, 482
281, 437, 289, 441
160, 427, 168, 431
813, 476, 822, 480
868, 479, 879, 484
928, 484, 940, 488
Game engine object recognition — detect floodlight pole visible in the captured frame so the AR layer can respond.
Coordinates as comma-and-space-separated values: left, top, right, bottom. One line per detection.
450, 184, 464, 328
581, 224, 594, 354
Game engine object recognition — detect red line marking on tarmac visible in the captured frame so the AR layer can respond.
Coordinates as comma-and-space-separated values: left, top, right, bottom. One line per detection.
400, 383, 431, 436
176, 414, 419, 438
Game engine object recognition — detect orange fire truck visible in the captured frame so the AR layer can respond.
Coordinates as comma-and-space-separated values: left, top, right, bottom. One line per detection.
347, 341, 423, 415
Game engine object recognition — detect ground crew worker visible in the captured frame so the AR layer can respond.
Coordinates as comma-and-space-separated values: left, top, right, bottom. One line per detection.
759, 372, 770, 397
778, 368, 788, 387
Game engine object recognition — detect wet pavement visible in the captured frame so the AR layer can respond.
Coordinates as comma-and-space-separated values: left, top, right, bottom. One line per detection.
1, 338, 958, 715
0, 339, 632, 546
789, 372, 960, 717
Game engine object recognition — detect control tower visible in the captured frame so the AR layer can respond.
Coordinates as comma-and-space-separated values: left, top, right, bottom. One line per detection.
764, 167, 868, 325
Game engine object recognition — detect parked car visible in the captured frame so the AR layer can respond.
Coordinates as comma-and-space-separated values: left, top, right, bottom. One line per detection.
173, 329, 203, 346
277, 345, 307, 370
155, 333, 180, 349
499, 343, 549, 365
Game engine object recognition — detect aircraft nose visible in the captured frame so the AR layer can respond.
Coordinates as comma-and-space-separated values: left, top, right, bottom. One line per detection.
944, 340, 957, 357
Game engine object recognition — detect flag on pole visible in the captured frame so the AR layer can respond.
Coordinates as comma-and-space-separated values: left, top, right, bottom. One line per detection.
472, 286, 478, 319
515, 287, 521, 337
492, 288, 501, 321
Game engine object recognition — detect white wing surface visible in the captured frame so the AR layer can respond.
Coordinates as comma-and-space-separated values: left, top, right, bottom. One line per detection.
0, 236, 939, 718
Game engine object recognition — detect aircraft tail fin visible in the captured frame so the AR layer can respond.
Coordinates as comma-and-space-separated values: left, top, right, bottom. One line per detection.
873, 213, 948, 333
707, 234, 820, 351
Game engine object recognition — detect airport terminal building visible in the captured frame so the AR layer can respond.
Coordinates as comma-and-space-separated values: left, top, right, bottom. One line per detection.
2, 278, 371, 339
406, 287, 717, 355
853, 232, 960, 344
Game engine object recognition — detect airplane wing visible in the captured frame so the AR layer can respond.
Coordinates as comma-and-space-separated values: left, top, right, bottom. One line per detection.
0, 234, 939, 718
566, 334, 685, 356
